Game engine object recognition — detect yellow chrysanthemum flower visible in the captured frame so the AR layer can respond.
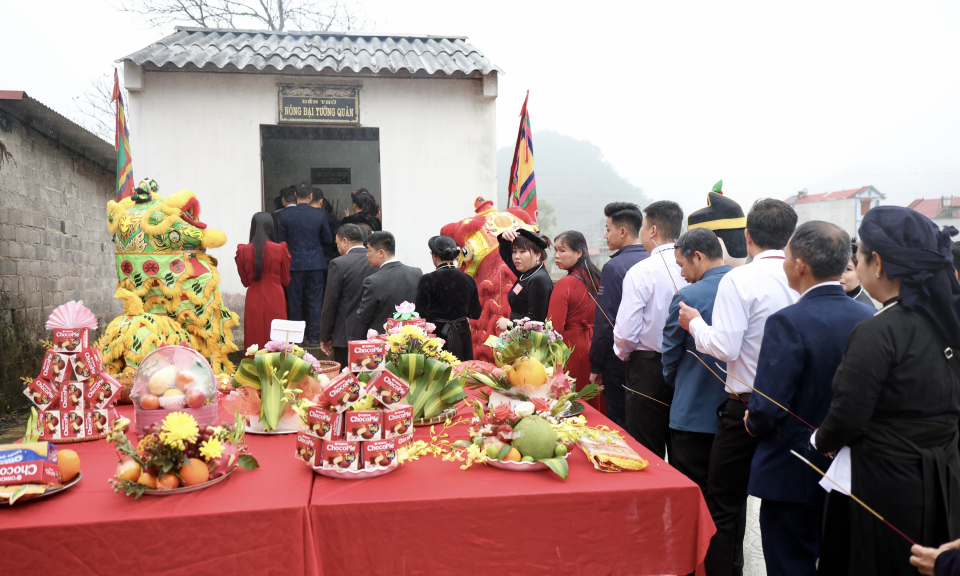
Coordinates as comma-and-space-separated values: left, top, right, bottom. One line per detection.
199, 436, 224, 461
159, 412, 199, 451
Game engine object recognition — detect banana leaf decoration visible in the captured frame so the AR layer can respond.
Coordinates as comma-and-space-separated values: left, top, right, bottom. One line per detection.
386, 354, 465, 419
231, 352, 312, 431
494, 332, 571, 371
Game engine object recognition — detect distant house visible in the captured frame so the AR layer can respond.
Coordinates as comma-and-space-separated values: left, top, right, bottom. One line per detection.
907, 196, 960, 230
784, 185, 884, 239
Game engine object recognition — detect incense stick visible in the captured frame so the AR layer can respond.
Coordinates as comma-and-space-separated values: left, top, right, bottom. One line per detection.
684, 350, 750, 406
650, 238, 682, 300
622, 385, 671, 407
714, 362, 817, 430
790, 450, 917, 546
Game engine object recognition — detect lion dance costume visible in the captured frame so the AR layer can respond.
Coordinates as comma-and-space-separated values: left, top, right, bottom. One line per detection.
101, 179, 239, 375
440, 197, 537, 362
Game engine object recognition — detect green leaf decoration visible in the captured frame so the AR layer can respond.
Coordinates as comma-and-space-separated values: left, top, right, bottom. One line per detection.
496, 445, 511, 460
231, 358, 261, 390
387, 355, 458, 419
712, 179, 723, 193
540, 456, 569, 480
241, 352, 312, 431
238, 454, 260, 471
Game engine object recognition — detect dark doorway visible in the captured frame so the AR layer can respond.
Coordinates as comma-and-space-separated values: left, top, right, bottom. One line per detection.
260, 125, 381, 220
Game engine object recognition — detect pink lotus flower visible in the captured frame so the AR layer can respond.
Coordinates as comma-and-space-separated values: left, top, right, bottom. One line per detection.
425, 322, 436, 333
264, 340, 292, 353
395, 301, 416, 314
366, 329, 378, 339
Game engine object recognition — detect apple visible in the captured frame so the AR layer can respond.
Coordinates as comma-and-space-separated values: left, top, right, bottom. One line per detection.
186, 387, 206, 409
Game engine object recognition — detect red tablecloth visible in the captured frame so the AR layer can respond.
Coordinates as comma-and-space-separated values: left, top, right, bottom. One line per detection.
0, 405, 318, 576
310, 405, 715, 576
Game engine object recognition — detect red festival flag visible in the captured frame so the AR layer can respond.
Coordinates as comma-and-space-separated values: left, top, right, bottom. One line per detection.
112, 69, 134, 201
507, 91, 537, 223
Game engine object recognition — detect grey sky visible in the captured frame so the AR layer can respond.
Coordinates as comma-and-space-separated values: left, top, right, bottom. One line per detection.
3, 0, 959, 215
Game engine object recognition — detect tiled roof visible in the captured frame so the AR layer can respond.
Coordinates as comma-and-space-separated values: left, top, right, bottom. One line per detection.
120, 27, 503, 76
787, 186, 872, 204
906, 198, 960, 219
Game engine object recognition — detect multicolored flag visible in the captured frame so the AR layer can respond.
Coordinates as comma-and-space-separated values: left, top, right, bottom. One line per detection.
507, 91, 537, 223
112, 69, 134, 201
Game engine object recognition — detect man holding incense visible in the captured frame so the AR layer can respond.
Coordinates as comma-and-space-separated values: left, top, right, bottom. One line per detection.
661, 228, 731, 496
678, 198, 798, 576
614, 200, 686, 458
743, 222, 874, 576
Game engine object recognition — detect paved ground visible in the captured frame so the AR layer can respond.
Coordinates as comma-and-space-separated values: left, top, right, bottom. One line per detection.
744, 496, 767, 576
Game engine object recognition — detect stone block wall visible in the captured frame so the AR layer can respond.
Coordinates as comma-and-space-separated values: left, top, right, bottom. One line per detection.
0, 115, 121, 333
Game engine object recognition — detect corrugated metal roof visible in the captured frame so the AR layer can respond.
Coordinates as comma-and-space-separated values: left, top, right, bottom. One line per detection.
121, 27, 503, 76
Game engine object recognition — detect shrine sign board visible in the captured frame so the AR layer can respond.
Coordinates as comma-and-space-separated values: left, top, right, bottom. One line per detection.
278, 85, 359, 125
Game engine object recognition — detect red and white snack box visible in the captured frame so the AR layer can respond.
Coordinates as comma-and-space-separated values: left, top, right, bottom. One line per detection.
59, 382, 84, 412
345, 410, 383, 441
321, 439, 360, 471
24, 377, 60, 410
84, 409, 110, 436
348, 340, 385, 373
39, 410, 62, 440
306, 406, 344, 441
40, 350, 73, 383
384, 318, 428, 333
0, 455, 61, 486
366, 370, 410, 407
395, 432, 415, 450
70, 348, 103, 381
53, 328, 89, 353
383, 403, 414, 439
295, 433, 319, 466
84, 376, 120, 409
319, 371, 364, 411
361, 438, 398, 470
61, 410, 85, 439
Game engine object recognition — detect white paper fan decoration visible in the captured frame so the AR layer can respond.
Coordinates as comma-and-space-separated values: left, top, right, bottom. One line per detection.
46, 301, 98, 330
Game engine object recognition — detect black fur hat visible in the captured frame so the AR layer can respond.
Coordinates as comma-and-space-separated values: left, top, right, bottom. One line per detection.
688, 187, 748, 258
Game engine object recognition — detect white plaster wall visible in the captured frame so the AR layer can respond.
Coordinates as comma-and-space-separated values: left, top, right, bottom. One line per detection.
792, 199, 857, 238
128, 69, 497, 293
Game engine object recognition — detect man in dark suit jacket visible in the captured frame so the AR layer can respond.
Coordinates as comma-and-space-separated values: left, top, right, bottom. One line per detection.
357, 231, 422, 335
745, 221, 875, 576
319, 224, 374, 367
272, 186, 296, 233
278, 181, 333, 345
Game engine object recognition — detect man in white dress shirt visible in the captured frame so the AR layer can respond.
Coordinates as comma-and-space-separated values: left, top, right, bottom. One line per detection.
678, 198, 798, 576
614, 201, 688, 459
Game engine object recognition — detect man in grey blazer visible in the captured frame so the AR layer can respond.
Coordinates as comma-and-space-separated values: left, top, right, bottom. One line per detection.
357, 231, 423, 336
319, 224, 375, 367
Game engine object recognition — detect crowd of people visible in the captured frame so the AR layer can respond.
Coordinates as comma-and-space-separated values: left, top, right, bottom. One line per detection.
235, 180, 960, 576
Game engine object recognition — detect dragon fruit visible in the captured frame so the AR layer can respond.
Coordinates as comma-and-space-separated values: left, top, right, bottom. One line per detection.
209, 441, 241, 479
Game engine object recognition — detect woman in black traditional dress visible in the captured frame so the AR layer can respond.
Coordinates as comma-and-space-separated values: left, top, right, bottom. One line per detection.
815, 207, 960, 576
495, 228, 553, 331
415, 236, 482, 361
341, 188, 382, 232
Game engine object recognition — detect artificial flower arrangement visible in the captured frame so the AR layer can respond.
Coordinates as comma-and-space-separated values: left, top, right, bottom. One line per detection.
107, 411, 258, 497
225, 341, 329, 432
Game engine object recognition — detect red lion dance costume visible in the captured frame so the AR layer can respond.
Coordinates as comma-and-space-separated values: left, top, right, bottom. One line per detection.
440, 197, 539, 362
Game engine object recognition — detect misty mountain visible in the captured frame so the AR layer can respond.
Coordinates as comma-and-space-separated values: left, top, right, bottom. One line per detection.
497, 131, 649, 247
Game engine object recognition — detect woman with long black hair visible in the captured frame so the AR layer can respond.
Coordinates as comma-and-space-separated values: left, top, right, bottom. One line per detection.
341, 188, 382, 232
415, 236, 482, 361
549, 230, 605, 414
496, 228, 553, 329
235, 212, 291, 348
815, 207, 960, 575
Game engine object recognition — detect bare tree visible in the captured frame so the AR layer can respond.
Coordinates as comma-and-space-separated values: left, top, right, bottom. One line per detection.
116, 0, 370, 32
70, 72, 122, 143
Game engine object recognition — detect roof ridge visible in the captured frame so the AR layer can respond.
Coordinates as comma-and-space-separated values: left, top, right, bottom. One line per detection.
173, 26, 469, 40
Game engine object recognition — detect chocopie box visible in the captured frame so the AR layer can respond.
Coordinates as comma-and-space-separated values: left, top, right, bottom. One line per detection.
39, 410, 62, 440
366, 370, 410, 408
40, 350, 73, 383
345, 410, 382, 441
321, 439, 359, 471
361, 438, 398, 471
306, 406, 344, 441
61, 410, 85, 439
59, 382, 84, 412
84, 409, 110, 436
383, 403, 413, 439
319, 372, 364, 411
295, 433, 319, 466
70, 348, 103, 381
23, 377, 60, 410
84, 376, 120, 409
53, 328, 88, 353
0, 443, 60, 486
348, 340, 385, 373
395, 432, 415, 450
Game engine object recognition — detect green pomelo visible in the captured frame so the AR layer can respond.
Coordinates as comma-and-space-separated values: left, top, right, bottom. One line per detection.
512, 415, 558, 460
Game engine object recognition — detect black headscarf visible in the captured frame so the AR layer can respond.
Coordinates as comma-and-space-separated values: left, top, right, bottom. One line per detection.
858, 206, 960, 348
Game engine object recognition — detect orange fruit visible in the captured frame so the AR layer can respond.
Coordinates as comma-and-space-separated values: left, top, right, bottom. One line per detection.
179, 458, 210, 486
503, 447, 522, 462
116, 459, 141, 482
57, 449, 81, 483
157, 473, 180, 490
176, 373, 196, 390
137, 473, 158, 488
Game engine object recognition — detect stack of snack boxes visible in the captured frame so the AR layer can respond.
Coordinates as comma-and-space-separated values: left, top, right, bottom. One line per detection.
296, 339, 414, 473
0, 442, 61, 487
23, 327, 120, 441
